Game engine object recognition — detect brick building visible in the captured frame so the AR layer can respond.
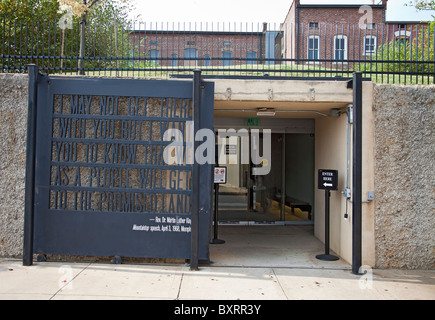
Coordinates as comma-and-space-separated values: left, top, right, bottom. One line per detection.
128, 1, 430, 70
280, 0, 388, 67
129, 26, 278, 67
280, 0, 431, 67
385, 21, 430, 43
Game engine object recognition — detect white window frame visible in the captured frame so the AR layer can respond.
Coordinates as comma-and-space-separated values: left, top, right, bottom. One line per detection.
334, 35, 348, 61
307, 35, 320, 62
364, 35, 377, 55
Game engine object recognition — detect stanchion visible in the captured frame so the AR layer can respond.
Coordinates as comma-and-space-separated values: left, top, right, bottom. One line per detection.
210, 183, 225, 244
316, 189, 339, 261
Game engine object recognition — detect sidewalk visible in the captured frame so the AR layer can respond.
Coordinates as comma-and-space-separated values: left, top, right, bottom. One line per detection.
1, 259, 434, 300
1, 226, 434, 300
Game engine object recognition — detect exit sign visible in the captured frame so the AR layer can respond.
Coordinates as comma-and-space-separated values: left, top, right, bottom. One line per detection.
247, 118, 259, 126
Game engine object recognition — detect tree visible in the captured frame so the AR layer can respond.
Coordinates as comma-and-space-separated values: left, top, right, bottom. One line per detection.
409, 0, 435, 11
0, 0, 61, 21
355, 23, 434, 80
57, 0, 133, 74
59, 0, 132, 75
59, 1, 113, 74
0, 0, 134, 73
0, 0, 63, 72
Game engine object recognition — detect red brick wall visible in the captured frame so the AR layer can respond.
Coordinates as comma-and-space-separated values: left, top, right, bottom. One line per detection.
294, 6, 386, 64
129, 32, 263, 67
386, 22, 431, 42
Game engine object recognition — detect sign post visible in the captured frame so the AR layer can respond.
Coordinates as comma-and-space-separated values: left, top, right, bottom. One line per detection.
316, 170, 339, 261
211, 167, 226, 244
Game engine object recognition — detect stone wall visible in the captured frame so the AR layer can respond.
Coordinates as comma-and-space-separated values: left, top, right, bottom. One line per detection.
0, 74, 28, 257
373, 85, 435, 269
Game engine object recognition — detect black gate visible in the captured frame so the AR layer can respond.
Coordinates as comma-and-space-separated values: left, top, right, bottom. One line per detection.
23, 66, 214, 269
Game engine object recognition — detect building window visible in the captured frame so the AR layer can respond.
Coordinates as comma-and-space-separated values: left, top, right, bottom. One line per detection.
308, 36, 320, 60
150, 50, 159, 66
150, 40, 158, 45
223, 41, 231, 46
247, 51, 257, 65
398, 24, 407, 29
309, 22, 319, 29
171, 54, 178, 67
184, 48, 198, 67
187, 41, 196, 46
366, 23, 376, 30
396, 36, 410, 46
222, 51, 232, 66
364, 36, 377, 55
204, 55, 211, 67
334, 35, 347, 61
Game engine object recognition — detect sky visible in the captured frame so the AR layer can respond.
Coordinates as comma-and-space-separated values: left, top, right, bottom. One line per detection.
128, 0, 434, 24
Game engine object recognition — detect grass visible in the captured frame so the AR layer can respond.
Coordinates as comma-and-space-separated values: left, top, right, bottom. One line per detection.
41, 63, 434, 85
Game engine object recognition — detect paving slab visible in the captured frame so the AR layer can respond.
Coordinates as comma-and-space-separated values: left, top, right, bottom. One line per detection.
1, 225, 434, 301
52, 263, 185, 300
0, 261, 85, 300
1, 259, 434, 300
178, 267, 287, 300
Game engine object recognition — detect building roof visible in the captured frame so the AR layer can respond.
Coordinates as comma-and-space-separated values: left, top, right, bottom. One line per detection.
297, 4, 385, 8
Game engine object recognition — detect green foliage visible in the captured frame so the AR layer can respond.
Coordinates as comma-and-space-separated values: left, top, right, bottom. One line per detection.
356, 23, 434, 74
0, 0, 61, 21
408, 0, 435, 11
0, 0, 142, 73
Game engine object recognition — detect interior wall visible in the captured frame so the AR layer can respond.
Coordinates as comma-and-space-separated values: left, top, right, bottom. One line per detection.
315, 114, 351, 261
314, 82, 375, 267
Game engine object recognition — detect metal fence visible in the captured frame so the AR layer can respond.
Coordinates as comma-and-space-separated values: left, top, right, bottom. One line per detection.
1, 19, 434, 84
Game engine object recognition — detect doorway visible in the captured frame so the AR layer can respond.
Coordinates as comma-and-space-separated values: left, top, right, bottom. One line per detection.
214, 120, 315, 224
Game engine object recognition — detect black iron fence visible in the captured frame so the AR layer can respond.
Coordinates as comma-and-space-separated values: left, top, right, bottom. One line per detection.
1, 20, 434, 84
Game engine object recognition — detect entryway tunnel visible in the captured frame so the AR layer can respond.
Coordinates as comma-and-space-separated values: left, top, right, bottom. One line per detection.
208, 77, 375, 271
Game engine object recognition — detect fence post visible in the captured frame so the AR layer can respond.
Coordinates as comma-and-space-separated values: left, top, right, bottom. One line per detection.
79, 14, 87, 75
352, 71, 363, 275
23, 64, 39, 266
190, 70, 201, 271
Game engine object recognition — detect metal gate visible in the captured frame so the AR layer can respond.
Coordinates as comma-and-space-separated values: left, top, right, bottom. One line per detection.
23, 66, 214, 269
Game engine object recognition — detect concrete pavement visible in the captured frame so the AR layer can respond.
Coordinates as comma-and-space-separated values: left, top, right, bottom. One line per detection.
1, 226, 434, 300
1, 259, 434, 300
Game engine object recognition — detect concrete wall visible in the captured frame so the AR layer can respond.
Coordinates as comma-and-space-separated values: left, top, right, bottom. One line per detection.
0, 74, 28, 257
373, 85, 435, 269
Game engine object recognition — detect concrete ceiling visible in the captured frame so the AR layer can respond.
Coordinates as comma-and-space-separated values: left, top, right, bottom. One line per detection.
214, 100, 350, 118
211, 79, 354, 119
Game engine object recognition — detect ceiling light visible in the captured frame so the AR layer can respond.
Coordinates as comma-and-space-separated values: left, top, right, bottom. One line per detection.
256, 108, 276, 117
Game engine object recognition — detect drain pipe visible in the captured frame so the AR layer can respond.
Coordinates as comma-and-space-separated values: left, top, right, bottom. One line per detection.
343, 104, 353, 219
